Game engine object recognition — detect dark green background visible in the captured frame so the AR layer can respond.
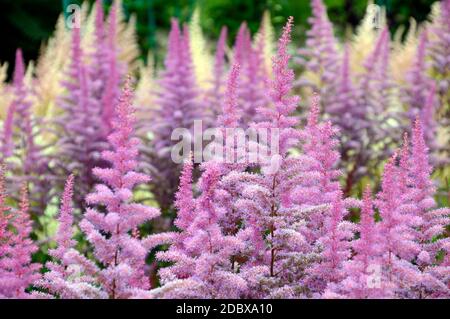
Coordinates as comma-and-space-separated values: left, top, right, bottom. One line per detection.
0, 0, 437, 76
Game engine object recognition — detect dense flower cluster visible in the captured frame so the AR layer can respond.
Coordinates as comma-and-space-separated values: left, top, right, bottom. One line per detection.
0, 0, 448, 299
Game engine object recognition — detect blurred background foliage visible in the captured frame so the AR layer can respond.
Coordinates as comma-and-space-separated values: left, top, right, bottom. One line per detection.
0, 0, 437, 76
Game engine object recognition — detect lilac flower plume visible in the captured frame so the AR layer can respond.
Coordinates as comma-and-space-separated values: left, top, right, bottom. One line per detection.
0, 0, 448, 300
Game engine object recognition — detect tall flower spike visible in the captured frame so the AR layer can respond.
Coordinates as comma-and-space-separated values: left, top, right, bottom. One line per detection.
0, 166, 10, 256
410, 118, 450, 247
375, 153, 422, 297
54, 25, 109, 212
89, 0, 111, 117
35, 173, 105, 299
173, 154, 195, 231
295, 0, 340, 106
238, 29, 270, 128
147, 18, 204, 212
341, 27, 399, 194
231, 19, 326, 299
403, 30, 431, 121
155, 162, 247, 299
291, 94, 342, 243
219, 63, 240, 128
80, 77, 162, 299
0, 184, 40, 298
307, 191, 353, 293
233, 22, 251, 66
428, 0, 450, 113
52, 174, 76, 260
257, 16, 300, 155
324, 186, 383, 298
101, 0, 122, 131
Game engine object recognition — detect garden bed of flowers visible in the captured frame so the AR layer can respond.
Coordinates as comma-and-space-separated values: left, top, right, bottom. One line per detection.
0, 0, 449, 299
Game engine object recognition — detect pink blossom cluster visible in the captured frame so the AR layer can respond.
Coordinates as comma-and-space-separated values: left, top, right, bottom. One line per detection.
0, 0, 448, 299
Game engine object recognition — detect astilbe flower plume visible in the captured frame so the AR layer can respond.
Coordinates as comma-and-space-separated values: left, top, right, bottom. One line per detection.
375, 153, 422, 298
54, 25, 109, 211
146, 19, 204, 212
428, 0, 450, 161
295, 0, 340, 106
2, 49, 52, 217
307, 191, 354, 295
0, 184, 40, 298
291, 94, 342, 244
79, 78, 163, 299
101, 0, 125, 132
343, 28, 400, 194
34, 174, 104, 299
154, 160, 247, 299
234, 23, 270, 127
428, 0, 450, 112
406, 119, 450, 297
402, 31, 433, 123
226, 17, 325, 298
324, 186, 383, 299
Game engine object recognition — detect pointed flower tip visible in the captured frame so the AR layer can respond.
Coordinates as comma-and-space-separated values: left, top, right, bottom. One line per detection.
363, 184, 372, 198
308, 93, 320, 126
13, 48, 25, 85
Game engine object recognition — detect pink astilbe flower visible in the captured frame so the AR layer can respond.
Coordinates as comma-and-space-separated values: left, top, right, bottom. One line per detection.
324, 186, 383, 299
79, 78, 162, 299
420, 83, 441, 163
428, 0, 450, 162
89, 0, 109, 101
35, 174, 105, 299
403, 31, 433, 122
375, 154, 422, 298
410, 119, 450, 255
228, 18, 323, 298
235, 24, 270, 127
233, 22, 251, 66
326, 43, 371, 193
307, 191, 353, 294
405, 119, 450, 297
290, 95, 342, 244
239, 31, 269, 128
101, 0, 124, 132
153, 157, 195, 284
147, 19, 204, 212
295, 0, 340, 105
53, 28, 109, 215
401, 31, 442, 163
218, 63, 241, 129
0, 167, 11, 261
155, 161, 246, 299
0, 185, 40, 298
55, 25, 109, 212
3, 49, 38, 171
1, 49, 52, 218
343, 28, 400, 193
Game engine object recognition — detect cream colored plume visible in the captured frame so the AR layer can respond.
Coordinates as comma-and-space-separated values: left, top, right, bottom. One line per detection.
135, 52, 158, 114
81, 1, 97, 63
350, 1, 387, 75
0, 62, 12, 120
33, 14, 71, 118
390, 18, 419, 86
113, 0, 141, 72
189, 7, 213, 89
254, 10, 275, 77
